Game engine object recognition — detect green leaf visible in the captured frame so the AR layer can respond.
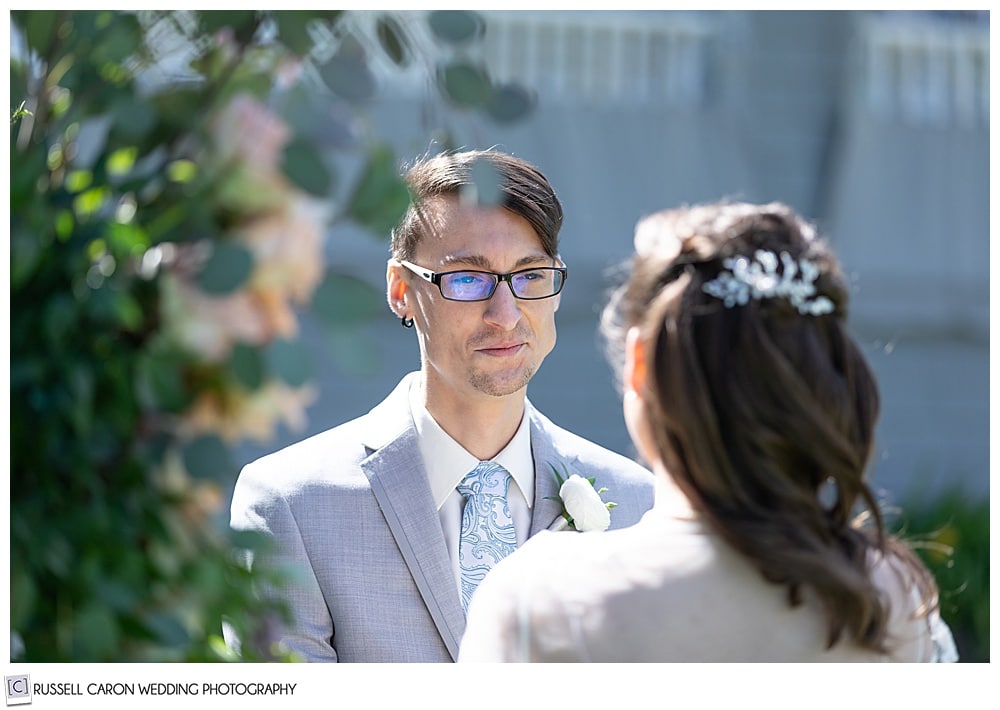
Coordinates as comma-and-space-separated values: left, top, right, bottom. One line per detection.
150, 88, 202, 134
109, 96, 157, 142
266, 338, 311, 388
73, 186, 109, 218
346, 145, 410, 238
486, 82, 536, 124
142, 611, 191, 648
438, 60, 492, 108
11, 100, 31, 125
197, 241, 254, 295
228, 343, 264, 390
197, 10, 259, 43
282, 138, 331, 196
166, 159, 197, 184
272, 11, 315, 56
106, 147, 138, 176
319, 53, 376, 101
65, 169, 93, 194
94, 579, 138, 613
10, 230, 45, 290
110, 292, 144, 332
9, 565, 37, 630
181, 434, 234, 481
91, 14, 142, 64
72, 602, 121, 659
16, 10, 61, 57
310, 271, 383, 327
10, 142, 47, 207
427, 10, 484, 44
135, 345, 191, 413
375, 15, 411, 66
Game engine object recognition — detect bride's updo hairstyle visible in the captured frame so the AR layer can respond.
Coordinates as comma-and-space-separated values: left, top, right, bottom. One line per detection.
601, 201, 937, 652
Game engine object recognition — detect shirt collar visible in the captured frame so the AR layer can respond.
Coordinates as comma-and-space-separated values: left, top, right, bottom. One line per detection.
409, 378, 535, 510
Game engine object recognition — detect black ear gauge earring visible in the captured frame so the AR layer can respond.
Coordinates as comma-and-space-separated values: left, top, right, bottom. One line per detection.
400, 316, 414, 328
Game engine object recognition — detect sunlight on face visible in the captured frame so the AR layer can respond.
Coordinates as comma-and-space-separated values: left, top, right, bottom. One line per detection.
407, 196, 560, 407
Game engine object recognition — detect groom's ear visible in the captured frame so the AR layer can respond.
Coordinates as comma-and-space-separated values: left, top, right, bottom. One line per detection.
624, 326, 646, 396
386, 259, 408, 317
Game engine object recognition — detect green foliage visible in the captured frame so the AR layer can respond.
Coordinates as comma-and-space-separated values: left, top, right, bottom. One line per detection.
895, 487, 990, 662
375, 15, 411, 67
347, 143, 411, 238
10, 9, 534, 662
428, 10, 485, 45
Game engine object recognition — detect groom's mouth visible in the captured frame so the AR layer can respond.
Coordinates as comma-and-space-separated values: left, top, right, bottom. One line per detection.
476, 343, 526, 357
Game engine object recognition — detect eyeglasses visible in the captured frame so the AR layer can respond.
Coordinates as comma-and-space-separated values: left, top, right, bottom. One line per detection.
398, 260, 567, 302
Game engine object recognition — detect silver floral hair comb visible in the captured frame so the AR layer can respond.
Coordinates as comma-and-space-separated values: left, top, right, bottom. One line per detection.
701, 249, 835, 316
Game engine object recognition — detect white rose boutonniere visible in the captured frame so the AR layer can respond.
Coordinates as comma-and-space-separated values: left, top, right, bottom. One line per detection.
546, 463, 617, 532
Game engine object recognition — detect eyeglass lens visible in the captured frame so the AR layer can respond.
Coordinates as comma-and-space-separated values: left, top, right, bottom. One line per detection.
440, 269, 563, 301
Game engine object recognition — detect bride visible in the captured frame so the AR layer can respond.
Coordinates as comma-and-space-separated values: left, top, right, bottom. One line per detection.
458, 201, 957, 662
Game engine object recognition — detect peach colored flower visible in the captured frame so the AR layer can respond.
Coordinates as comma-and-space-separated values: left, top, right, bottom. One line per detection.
211, 93, 290, 175
159, 272, 274, 361
262, 286, 304, 336
184, 380, 317, 444
275, 57, 304, 90
238, 194, 329, 303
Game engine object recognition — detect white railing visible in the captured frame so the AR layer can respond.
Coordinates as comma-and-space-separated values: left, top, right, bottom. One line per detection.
480, 11, 713, 107
355, 10, 714, 108
856, 13, 989, 128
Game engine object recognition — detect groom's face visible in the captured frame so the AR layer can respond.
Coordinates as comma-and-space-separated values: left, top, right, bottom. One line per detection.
391, 195, 560, 409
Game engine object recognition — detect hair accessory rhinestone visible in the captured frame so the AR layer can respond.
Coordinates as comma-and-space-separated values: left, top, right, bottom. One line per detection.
701, 249, 835, 316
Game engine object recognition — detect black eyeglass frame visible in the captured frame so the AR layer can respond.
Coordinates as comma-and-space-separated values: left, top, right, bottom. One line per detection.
397, 259, 568, 302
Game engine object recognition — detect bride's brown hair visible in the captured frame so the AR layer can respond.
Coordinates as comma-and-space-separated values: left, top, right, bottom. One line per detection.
602, 201, 938, 651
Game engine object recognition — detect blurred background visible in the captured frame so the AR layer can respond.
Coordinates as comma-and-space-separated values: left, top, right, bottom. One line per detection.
259, 8, 990, 502
244, 11, 991, 661
10, 10, 989, 662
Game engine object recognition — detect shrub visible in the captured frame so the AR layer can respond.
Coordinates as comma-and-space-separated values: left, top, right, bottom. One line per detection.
894, 487, 989, 663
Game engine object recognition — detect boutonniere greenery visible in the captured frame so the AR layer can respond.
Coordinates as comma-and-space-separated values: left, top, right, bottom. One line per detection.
546, 463, 617, 532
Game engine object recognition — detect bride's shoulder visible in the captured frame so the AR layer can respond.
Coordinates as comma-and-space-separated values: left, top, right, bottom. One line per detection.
867, 548, 959, 662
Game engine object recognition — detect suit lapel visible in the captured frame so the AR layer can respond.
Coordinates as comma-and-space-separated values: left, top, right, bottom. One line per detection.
358, 380, 582, 658
527, 408, 579, 536
360, 376, 465, 660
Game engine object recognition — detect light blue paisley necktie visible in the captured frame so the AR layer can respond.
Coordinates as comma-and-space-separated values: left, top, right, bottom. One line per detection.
457, 461, 517, 614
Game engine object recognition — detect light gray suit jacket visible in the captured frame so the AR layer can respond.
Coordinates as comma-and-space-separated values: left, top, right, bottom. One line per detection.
229, 373, 654, 662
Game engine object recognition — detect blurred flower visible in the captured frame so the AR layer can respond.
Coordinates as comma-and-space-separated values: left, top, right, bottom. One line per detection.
159, 272, 278, 361
213, 166, 292, 216
275, 57, 305, 90
184, 380, 318, 444
156, 91, 330, 449
157, 194, 327, 360
211, 93, 290, 175
240, 194, 329, 303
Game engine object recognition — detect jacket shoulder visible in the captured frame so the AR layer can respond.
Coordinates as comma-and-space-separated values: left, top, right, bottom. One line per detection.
534, 409, 649, 479
235, 413, 372, 494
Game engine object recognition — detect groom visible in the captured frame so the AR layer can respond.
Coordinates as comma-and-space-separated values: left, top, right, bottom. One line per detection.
227, 148, 654, 662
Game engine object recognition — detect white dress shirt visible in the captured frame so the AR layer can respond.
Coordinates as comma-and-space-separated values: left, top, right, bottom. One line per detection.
408, 379, 534, 592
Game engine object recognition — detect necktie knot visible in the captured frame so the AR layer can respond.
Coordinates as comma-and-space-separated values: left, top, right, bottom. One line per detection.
458, 461, 511, 499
